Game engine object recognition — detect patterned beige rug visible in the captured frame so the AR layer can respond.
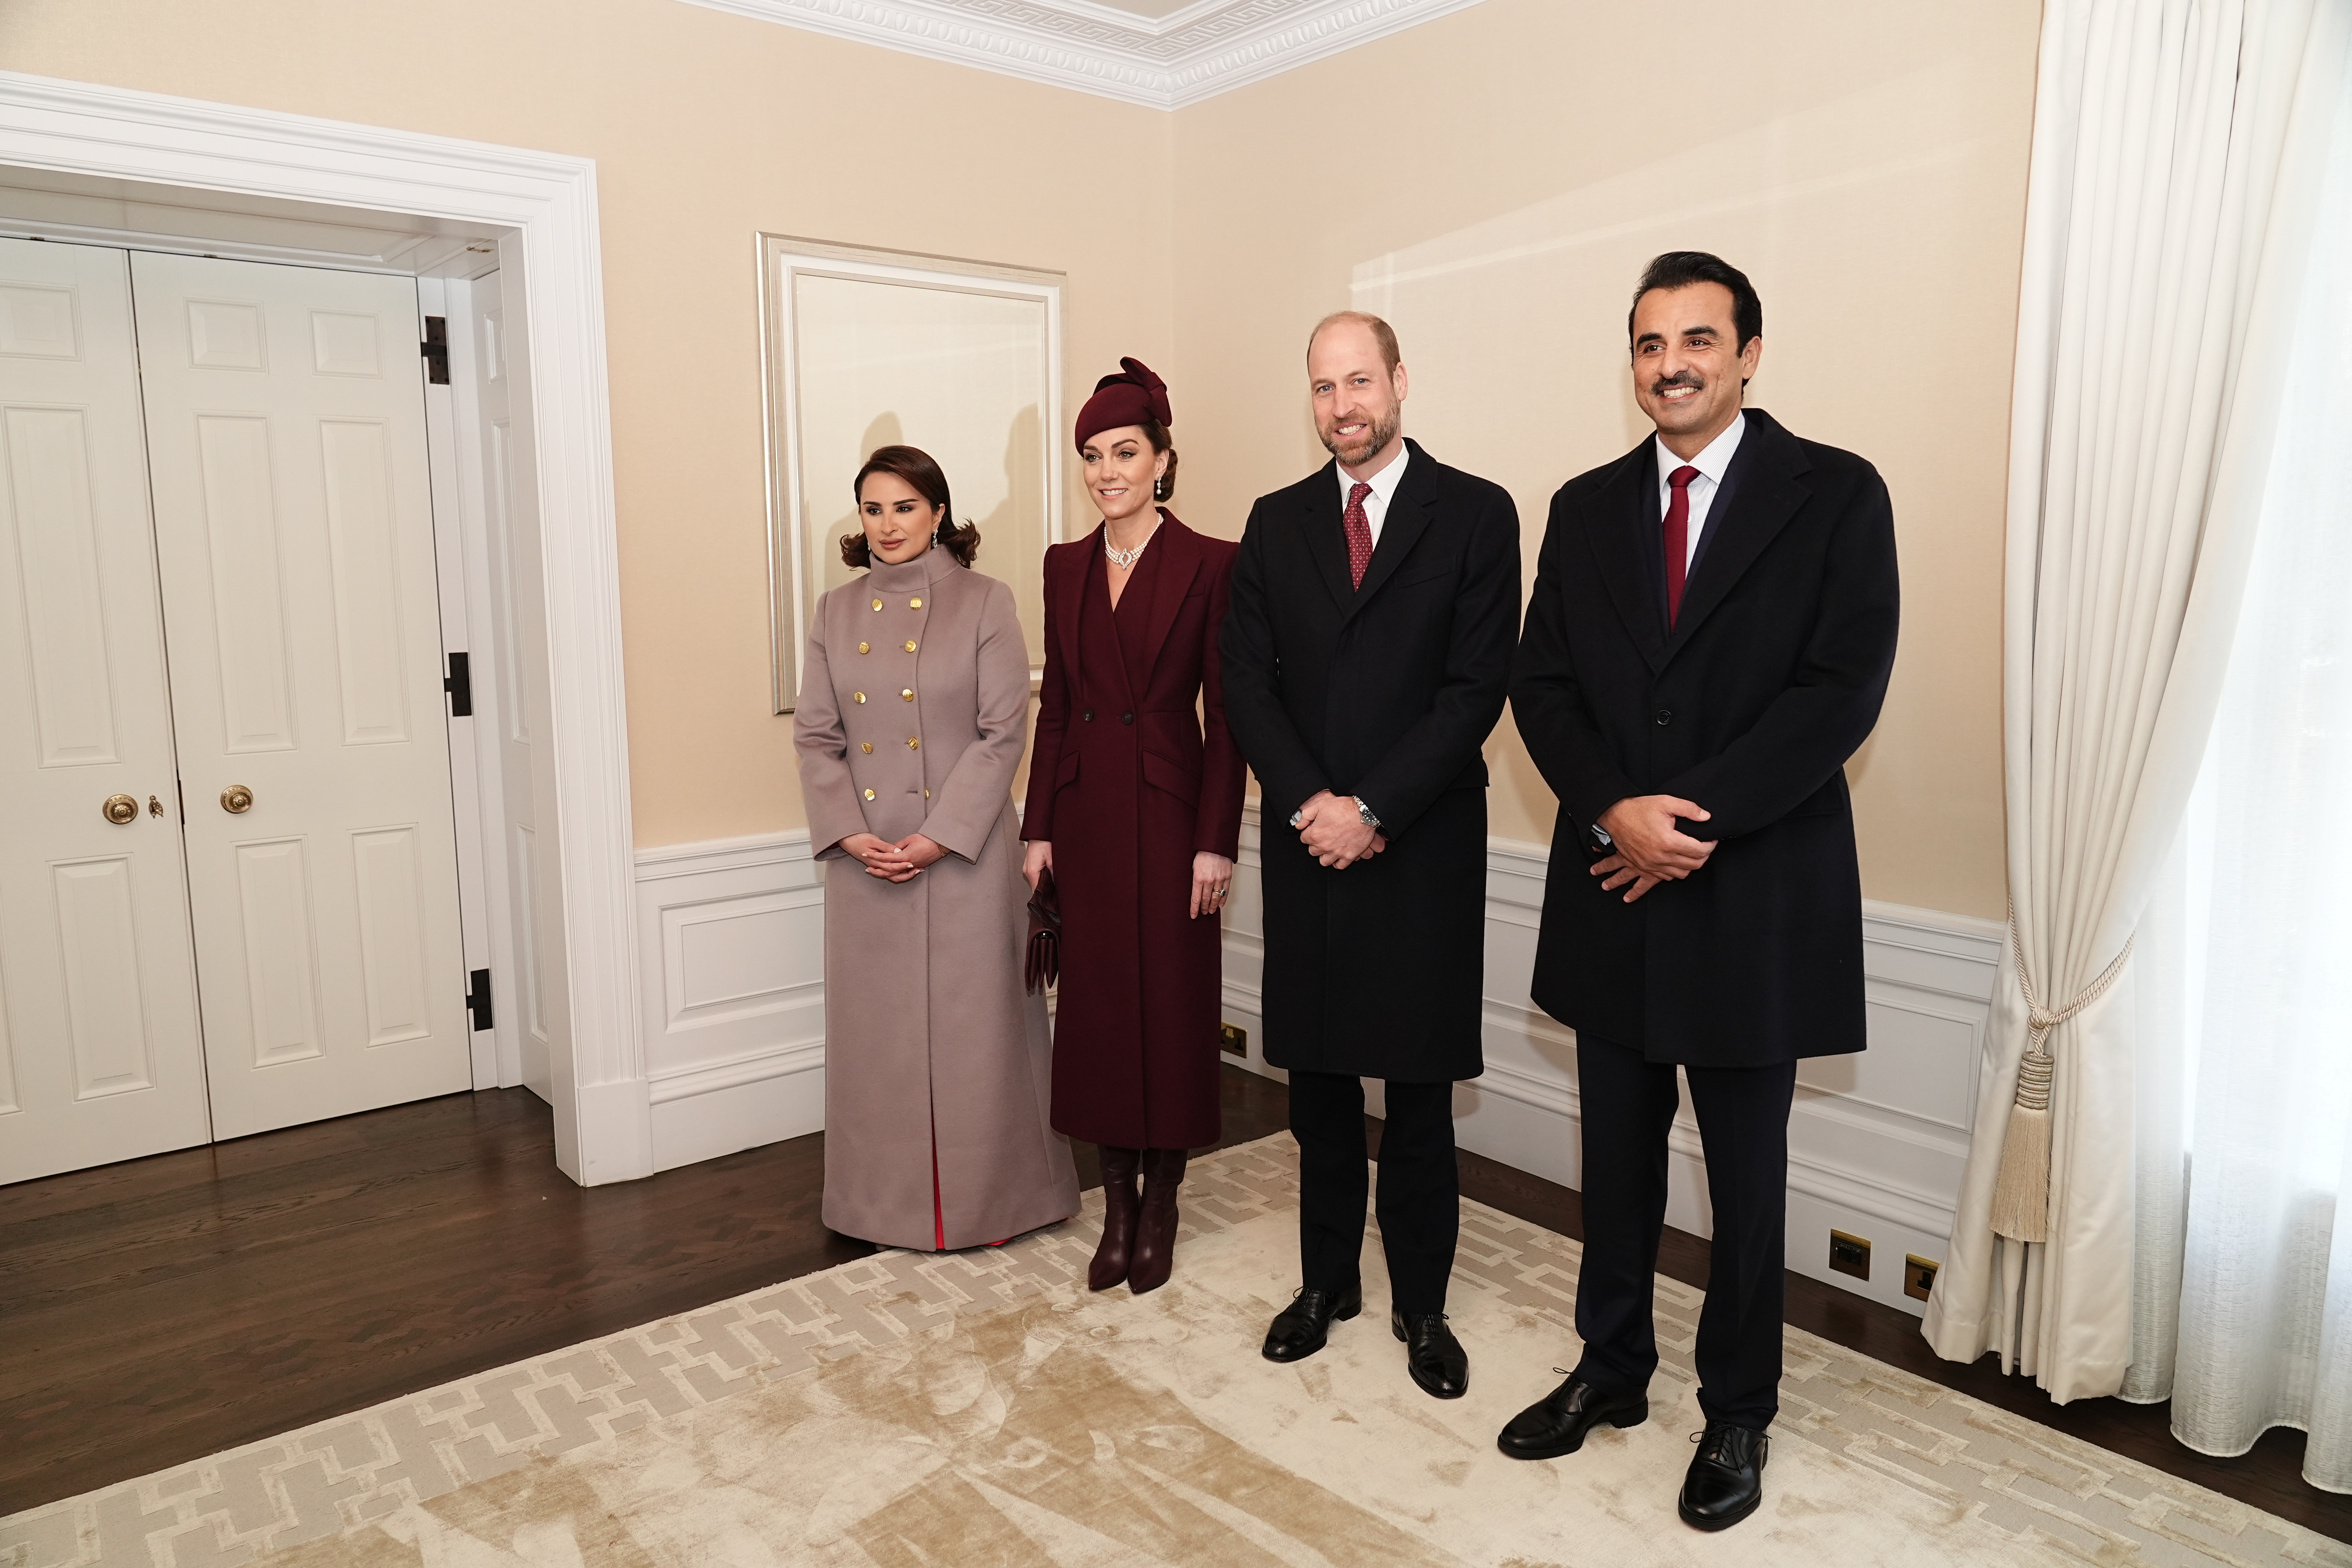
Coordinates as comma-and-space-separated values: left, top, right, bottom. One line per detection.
5, 1135, 2345, 1568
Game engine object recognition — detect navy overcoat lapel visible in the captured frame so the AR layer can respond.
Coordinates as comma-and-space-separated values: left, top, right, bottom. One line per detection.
1585, 443, 1670, 673
1343, 440, 1436, 623
1299, 463, 1357, 611
1664, 411, 1811, 658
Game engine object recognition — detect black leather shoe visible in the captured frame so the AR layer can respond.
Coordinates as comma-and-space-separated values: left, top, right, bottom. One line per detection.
1390, 1310, 1468, 1399
1261, 1285, 1361, 1363
1495, 1374, 1649, 1460
1678, 1420, 1769, 1531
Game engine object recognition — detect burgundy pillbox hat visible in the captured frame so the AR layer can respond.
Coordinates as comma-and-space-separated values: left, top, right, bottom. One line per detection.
1074, 357, 1172, 450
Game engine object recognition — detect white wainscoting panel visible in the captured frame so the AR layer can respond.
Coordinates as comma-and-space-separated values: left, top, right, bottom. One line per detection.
634, 831, 828, 1173
637, 810, 2000, 1317
1221, 805, 2001, 1318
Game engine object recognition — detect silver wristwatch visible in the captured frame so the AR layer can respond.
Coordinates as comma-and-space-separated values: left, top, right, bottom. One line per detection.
1288, 797, 1381, 829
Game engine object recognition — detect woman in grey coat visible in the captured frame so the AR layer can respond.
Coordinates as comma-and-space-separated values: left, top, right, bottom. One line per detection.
794, 445, 1078, 1250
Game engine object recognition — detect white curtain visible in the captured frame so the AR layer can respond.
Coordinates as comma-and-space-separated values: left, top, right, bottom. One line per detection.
1923, 0, 2348, 1403
2122, 47, 2352, 1489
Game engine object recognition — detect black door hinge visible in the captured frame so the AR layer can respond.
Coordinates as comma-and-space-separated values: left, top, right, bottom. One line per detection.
444, 651, 473, 717
467, 968, 494, 1031
421, 316, 450, 384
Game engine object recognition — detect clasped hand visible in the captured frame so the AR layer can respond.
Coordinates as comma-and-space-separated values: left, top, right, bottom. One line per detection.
1591, 795, 1715, 903
1296, 790, 1387, 869
841, 832, 946, 882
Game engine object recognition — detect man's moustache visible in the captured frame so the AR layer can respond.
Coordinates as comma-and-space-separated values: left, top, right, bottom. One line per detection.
1651, 376, 1704, 396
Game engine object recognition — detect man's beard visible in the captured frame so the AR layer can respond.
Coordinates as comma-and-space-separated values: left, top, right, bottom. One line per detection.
1319, 402, 1401, 466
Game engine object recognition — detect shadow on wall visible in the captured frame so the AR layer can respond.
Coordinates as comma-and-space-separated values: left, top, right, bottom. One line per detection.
827, 411, 908, 565
826, 403, 1049, 667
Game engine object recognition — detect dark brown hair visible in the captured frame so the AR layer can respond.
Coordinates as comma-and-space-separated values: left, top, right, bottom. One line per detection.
1139, 417, 1179, 503
840, 444, 980, 568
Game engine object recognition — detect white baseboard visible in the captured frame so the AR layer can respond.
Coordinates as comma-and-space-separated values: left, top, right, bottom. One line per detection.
633, 811, 2003, 1318
633, 830, 829, 1174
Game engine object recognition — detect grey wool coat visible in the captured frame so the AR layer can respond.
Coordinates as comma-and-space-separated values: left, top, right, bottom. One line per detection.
794, 545, 1078, 1250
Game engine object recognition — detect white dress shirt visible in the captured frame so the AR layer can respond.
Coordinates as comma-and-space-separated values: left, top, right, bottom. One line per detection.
1653, 411, 1746, 570
1338, 440, 1412, 547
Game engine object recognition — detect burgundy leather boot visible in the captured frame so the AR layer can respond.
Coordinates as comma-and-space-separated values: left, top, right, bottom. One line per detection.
1090, 1145, 1142, 1291
1127, 1148, 1189, 1295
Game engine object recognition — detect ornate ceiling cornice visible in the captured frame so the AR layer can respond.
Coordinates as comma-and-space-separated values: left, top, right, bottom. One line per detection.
677, 0, 1494, 108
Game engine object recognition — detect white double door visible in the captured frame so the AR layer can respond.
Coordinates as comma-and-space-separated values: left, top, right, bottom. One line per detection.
0, 238, 470, 1184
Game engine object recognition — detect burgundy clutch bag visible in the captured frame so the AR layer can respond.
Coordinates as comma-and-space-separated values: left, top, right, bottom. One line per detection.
1025, 867, 1062, 994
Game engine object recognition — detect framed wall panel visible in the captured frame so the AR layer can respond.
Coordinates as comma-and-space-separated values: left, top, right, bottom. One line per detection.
759, 236, 1062, 712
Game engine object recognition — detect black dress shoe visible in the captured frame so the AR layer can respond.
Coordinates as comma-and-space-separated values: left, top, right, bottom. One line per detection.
1678, 1420, 1769, 1531
1390, 1310, 1468, 1399
1261, 1285, 1361, 1363
1495, 1375, 1648, 1460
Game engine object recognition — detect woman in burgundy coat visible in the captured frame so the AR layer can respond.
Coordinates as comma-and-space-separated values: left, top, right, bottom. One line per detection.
1022, 359, 1246, 1295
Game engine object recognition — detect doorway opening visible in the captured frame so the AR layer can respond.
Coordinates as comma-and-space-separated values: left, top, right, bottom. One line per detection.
0, 166, 568, 1182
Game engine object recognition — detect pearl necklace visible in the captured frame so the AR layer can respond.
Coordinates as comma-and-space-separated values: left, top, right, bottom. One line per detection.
1103, 519, 1161, 572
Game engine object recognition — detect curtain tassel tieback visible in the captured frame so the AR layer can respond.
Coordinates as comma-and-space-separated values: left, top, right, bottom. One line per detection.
1989, 907, 2135, 1245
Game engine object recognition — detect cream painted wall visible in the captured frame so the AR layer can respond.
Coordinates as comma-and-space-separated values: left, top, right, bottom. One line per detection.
0, 0, 1174, 849
0, 0, 2034, 918
1169, 0, 2038, 920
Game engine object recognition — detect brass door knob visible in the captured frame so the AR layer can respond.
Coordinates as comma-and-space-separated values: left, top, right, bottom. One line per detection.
103, 793, 138, 825
221, 784, 254, 814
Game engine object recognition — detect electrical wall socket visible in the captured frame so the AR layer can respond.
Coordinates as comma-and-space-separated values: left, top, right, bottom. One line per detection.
1220, 1022, 1246, 1056
1904, 1255, 1940, 1301
1829, 1230, 1871, 1280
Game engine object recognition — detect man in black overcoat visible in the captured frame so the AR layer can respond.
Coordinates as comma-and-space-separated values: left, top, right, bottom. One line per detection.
1501, 253, 1898, 1530
1221, 312, 1519, 1401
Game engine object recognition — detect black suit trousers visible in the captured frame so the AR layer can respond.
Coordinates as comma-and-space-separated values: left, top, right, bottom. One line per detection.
1571, 1033, 1797, 1430
1289, 1071, 1457, 1316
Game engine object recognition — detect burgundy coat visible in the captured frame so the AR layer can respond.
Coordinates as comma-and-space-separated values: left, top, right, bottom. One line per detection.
1023, 513, 1246, 1149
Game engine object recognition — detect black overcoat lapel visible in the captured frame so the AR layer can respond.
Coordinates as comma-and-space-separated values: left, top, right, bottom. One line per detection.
1664, 412, 1811, 658
1299, 463, 1357, 611
1584, 443, 1670, 673
1134, 511, 1202, 686
1344, 441, 1436, 621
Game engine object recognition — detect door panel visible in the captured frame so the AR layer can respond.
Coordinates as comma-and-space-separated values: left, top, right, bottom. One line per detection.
131, 250, 469, 1140
0, 238, 210, 1184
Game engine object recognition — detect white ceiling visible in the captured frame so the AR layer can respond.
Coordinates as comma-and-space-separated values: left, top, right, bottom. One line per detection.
679, 0, 1495, 109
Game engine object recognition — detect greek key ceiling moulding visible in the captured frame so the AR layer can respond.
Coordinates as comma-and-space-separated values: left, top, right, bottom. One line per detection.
676, 0, 1495, 108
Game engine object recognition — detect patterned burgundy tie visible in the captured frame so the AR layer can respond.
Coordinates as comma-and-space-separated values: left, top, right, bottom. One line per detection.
1343, 481, 1375, 588
1663, 465, 1699, 626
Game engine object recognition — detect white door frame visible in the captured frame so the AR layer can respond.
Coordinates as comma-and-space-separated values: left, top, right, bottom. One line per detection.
0, 69, 652, 1184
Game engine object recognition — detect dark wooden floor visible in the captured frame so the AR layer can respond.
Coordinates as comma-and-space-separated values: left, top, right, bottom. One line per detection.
3, 1068, 2344, 1543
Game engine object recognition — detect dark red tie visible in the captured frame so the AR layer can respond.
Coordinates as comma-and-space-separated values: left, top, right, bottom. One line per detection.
1343, 481, 1374, 588
1663, 465, 1699, 626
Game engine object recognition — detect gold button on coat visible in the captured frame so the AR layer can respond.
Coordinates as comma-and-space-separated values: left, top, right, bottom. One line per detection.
863, 788, 875, 800
900, 688, 914, 701
861, 742, 873, 753
858, 642, 869, 654
871, 598, 883, 612
909, 597, 923, 608
904, 640, 917, 652
907, 737, 920, 750
853, 692, 866, 704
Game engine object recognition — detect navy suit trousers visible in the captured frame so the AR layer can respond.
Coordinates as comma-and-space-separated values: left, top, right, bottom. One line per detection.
1570, 1032, 1797, 1430
1289, 1071, 1458, 1316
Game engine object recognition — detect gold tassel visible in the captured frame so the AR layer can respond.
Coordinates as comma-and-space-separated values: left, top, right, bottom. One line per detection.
1989, 1049, 2054, 1242
1989, 906, 2134, 1246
